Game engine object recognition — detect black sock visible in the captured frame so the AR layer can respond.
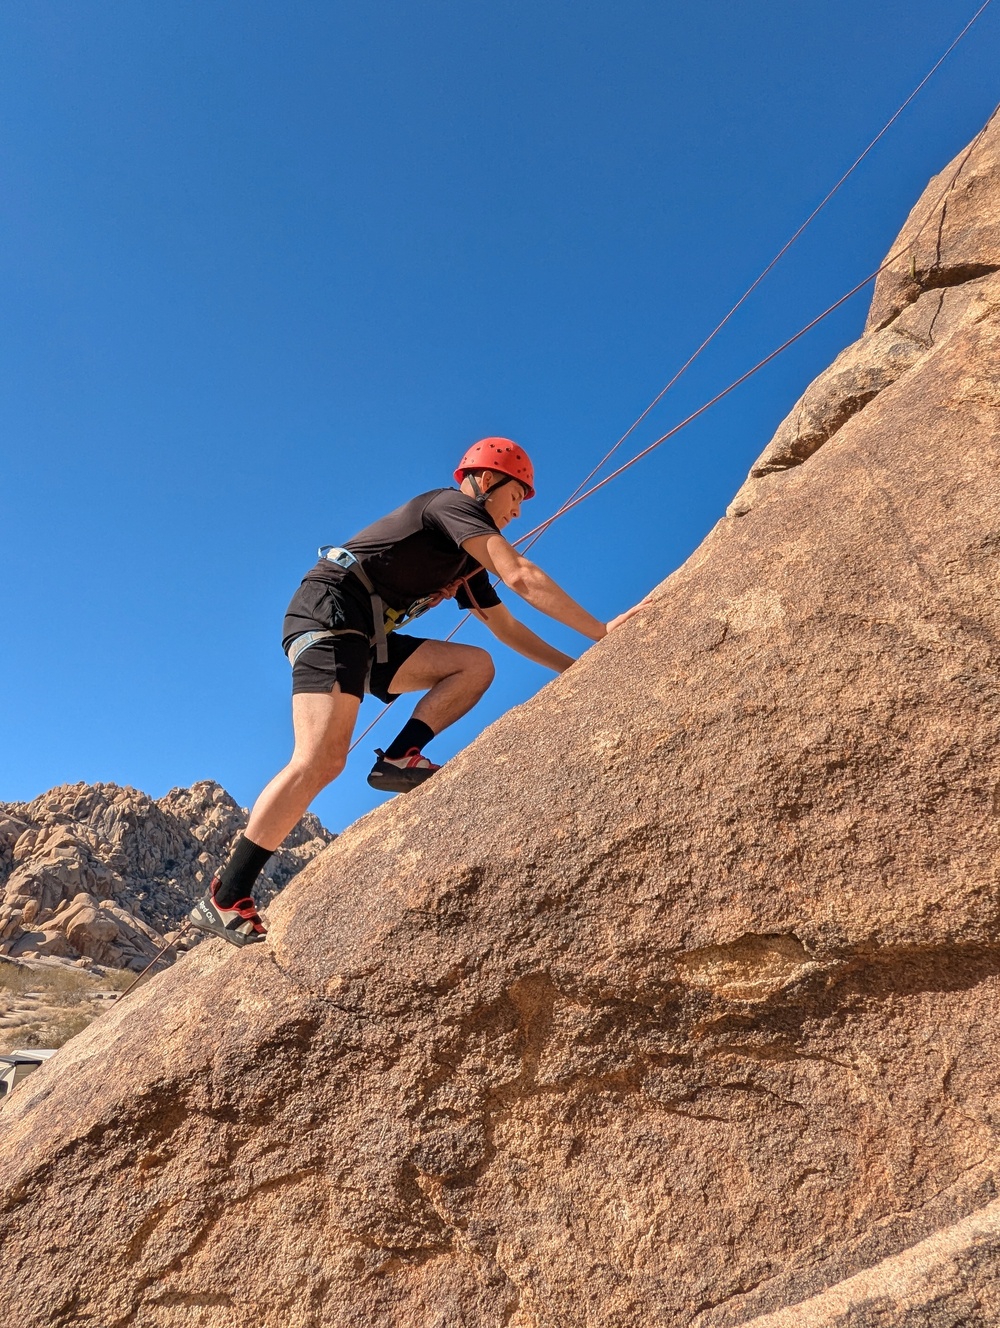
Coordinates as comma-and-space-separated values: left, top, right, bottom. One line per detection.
384, 718, 435, 760
213, 836, 273, 908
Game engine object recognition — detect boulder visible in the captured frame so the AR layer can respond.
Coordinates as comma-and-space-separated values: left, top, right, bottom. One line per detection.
1, 118, 999, 1327
10, 927, 72, 960
64, 900, 120, 953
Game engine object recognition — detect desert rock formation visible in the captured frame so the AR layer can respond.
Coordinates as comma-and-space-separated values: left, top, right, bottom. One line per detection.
1, 116, 999, 1327
728, 109, 1000, 518
0, 781, 331, 971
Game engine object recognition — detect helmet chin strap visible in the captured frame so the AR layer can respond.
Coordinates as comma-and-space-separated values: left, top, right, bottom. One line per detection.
468, 471, 513, 506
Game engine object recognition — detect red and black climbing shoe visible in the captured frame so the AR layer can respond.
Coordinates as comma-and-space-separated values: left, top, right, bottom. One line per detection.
188, 879, 267, 947
367, 747, 441, 795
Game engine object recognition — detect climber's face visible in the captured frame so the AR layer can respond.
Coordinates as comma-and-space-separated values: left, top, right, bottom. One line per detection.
482, 476, 526, 529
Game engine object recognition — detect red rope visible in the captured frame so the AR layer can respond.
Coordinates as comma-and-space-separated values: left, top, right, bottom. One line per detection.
516, 103, 997, 546
516, 0, 997, 550
116, 921, 191, 1001
346, 17, 998, 758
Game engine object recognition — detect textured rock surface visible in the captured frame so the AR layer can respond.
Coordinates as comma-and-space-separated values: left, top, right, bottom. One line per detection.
729, 106, 1000, 518
0, 782, 331, 971
866, 107, 1000, 333
1, 120, 999, 1327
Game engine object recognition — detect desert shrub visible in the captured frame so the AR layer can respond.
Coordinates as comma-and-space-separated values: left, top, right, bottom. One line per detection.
0, 963, 32, 997
6, 1009, 94, 1051
5, 966, 95, 1006
30, 967, 94, 1005
100, 967, 142, 991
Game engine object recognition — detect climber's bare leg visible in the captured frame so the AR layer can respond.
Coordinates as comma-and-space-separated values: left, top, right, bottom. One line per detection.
245, 687, 361, 851
386, 639, 495, 733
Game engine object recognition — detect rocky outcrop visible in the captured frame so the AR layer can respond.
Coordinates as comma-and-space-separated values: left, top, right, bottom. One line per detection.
0, 782, 331, 971
866, 109, 1000, 333
0, 119, 999, 1327
728, 107, 1000, 517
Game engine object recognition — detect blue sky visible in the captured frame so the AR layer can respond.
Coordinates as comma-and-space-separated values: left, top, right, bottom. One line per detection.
2, 1, 997, 833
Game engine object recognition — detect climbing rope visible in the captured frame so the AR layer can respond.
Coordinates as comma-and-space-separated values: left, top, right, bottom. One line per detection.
523, 0, 997, 538
517, 101, 998, 545
117, 920, 192, 1001
347, 81, 1000, 757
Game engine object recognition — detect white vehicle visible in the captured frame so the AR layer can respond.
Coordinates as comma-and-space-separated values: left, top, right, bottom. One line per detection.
0, 1049, 57, 1098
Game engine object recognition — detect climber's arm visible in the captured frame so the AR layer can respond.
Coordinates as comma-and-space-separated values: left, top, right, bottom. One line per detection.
472, 602, 575, 673
462, 534, 607, 640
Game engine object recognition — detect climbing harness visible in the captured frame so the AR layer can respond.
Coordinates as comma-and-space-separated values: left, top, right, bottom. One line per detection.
286, 628, 352, 668
314, 546, 390, 664
288, 548, 483, 677
383, 588, 460, 633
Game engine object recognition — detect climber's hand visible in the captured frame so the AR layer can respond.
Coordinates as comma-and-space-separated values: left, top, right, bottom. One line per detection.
605, 593, 656, 635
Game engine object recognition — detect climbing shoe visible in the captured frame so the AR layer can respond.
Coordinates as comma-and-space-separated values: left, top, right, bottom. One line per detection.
367, 747, 440, 794
188, 879, 267, 947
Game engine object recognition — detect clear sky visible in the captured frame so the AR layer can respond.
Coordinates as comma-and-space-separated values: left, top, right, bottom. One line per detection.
2, 1, 997, 834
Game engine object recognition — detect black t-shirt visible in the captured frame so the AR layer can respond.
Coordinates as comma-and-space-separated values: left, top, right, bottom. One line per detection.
304, 488, 503, 613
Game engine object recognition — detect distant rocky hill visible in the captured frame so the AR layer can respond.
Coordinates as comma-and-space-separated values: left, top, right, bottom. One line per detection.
0, 782, 332, 971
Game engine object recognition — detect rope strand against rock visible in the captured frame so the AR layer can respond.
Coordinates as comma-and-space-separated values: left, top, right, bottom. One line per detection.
519, 0, 997, 549
347, 98, 998, 756
516, 102, 999, 542
117, 921, 192, 1001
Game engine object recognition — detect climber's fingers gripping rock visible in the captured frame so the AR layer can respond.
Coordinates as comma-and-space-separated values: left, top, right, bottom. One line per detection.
605, 591, 656, 635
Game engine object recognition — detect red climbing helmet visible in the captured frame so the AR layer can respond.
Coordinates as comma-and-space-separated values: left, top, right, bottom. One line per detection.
454, 437, 535, 500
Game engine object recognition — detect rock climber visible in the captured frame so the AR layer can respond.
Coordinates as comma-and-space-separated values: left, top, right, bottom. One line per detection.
189, 437, 649, 947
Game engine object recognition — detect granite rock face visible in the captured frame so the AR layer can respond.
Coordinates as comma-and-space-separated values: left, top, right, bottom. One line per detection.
1, 120, 1000, 1327
866, 107, 1000, 333
728, 107, 1000, 518
0, 782, 331, 971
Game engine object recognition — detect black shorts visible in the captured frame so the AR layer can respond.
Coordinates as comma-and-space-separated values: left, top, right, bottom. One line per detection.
282, 579, 427, 703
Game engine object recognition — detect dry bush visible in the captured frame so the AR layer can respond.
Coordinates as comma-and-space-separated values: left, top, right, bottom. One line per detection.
1, 963, 110, 1004
27, 967, 94, 1006
100, 967, 142, 992
9, 1010, 92, 1050
0, 964, 32, 997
